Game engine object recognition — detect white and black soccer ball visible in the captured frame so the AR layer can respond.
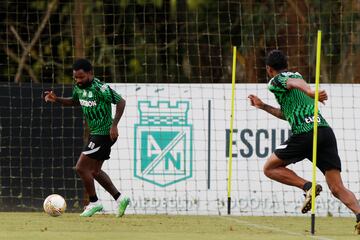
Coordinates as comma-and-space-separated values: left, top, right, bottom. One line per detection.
43, 194, 67, 217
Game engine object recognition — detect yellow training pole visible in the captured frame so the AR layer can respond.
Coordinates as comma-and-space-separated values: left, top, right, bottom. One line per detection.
227, 46, 237, 215
311, 30, 322, 235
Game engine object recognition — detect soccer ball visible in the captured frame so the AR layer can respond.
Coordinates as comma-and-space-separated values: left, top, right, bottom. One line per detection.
43, 194, 67, 217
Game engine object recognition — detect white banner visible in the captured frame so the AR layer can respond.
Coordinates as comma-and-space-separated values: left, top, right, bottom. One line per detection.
95, 84, 360, 216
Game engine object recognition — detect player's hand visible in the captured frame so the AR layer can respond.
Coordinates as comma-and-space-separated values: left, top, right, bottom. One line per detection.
318, 89, 328, 104
44, 91, 57, 103
110, 125, 118, 141
308, 89, 328, 104
248, 94, 265, 109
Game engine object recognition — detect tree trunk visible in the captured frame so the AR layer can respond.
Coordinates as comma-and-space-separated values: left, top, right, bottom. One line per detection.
74, 0, 85, 59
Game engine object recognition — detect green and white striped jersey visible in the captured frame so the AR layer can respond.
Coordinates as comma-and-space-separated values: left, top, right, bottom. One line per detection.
72, 78, 122, 135
268, 71, 329, 134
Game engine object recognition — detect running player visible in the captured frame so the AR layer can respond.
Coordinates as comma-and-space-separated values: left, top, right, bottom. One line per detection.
248, 49, 360, 233
44, 58, 130, 217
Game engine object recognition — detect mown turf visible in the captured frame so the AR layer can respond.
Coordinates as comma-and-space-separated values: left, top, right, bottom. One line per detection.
0, 212, 358, 240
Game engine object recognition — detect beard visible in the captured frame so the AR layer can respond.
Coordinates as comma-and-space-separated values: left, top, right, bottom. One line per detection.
76, 79, 92, 89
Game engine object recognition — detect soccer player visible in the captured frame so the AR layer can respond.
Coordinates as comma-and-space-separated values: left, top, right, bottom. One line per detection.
44, 59, 130, 217
248, 50, 360, 233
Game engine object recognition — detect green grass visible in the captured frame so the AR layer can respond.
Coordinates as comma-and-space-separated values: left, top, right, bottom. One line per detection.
0, 212, 358, 240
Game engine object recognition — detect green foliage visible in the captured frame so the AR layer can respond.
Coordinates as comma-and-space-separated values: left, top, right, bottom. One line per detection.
129, 58, 143, 74
57, 72, 73, 84
0, 0, 359, 83
120, 0, 164, 8
187, 0, 208, 10
57, 40, 72, 60
119, 0, 129, 8
32, 61, 43, 77
30, 0, 48, 10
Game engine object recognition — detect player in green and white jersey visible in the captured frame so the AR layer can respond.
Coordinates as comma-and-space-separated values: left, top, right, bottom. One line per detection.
44, 59, 129, 218
248, 50, 360, 233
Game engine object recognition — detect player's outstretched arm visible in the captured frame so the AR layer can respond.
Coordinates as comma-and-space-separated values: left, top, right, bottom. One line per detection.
44, 91, 79, 106
286, 78, 328, 104
248, 94, 285, 120
110, 98, 126, 141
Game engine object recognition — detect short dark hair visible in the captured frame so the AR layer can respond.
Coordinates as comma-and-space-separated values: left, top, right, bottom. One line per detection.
266, 50, 288, 71
73, 58, 93, 72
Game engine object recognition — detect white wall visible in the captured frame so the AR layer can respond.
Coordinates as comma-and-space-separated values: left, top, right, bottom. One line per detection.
95, 84, 360, 216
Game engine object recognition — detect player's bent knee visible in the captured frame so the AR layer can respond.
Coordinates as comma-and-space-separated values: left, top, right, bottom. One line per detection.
263, 158, 276, 178
75, 164, 85, 176
263, 164, 275, 179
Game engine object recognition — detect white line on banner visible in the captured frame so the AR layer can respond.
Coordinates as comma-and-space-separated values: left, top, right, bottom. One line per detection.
142, 131, 185, 175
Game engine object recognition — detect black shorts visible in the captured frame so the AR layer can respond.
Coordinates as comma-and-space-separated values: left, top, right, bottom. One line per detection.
82, 135, 117, 161
274, 127, 341, 174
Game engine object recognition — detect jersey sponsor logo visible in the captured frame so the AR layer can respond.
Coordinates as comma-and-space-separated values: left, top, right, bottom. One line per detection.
304, 116, 320, 124
134, 100, 193, 187
100, 84, 108, 92
80, 90, 93, 98
79, 99, 97, 107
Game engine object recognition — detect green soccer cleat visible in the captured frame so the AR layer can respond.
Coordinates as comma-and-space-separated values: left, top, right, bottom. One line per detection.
301, 184, 322, 214
80, 203, 103, 217
117, 196, 130, 218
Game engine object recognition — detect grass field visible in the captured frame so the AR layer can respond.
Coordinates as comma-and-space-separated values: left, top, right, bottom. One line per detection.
0, 212, 358, 240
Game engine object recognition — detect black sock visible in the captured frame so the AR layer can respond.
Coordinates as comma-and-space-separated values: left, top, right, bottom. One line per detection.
356, 213, 360, 223
302, 182, 312, 191
113, 192, 121, 201
89, 195, 98, 203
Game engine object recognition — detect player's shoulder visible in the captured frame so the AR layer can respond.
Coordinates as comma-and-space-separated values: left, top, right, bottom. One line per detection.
92, 78, 109, 92
279, 71, 303, 79
72, 84, 81, 93
269, 71, 302, 87
268, 74, 286, 89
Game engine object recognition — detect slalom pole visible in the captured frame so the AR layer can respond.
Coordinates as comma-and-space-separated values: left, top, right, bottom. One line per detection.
311, 30, 322, 235
227, 46, 237, 215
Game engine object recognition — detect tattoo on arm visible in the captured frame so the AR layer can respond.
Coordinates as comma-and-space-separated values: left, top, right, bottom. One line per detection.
262, 104, 285, 120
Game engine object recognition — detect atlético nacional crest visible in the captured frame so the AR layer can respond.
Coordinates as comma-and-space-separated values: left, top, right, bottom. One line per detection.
134, 100, 193, 187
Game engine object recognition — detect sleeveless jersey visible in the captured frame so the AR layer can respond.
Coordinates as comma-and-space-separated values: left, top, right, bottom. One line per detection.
72, 78, 122, 135
268, 72, 329, 134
